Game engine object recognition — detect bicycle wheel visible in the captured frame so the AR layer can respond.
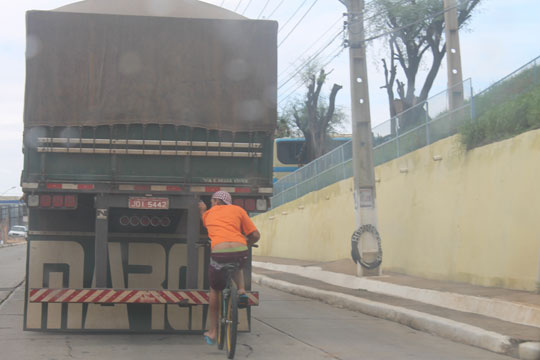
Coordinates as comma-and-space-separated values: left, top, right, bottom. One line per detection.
217, 291, 226, 350
226, 286, 238, 359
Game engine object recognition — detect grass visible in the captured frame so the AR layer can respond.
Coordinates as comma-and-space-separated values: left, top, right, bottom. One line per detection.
460, 82, 540, 150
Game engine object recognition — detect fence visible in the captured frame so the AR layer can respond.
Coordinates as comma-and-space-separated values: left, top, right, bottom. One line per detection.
271, 55, 540, 209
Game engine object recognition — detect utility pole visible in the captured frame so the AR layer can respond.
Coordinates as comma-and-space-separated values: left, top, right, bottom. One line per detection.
444, 0, 464, 110
339, 0, 381, 276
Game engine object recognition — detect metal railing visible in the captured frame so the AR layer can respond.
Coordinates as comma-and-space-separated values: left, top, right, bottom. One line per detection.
271, 55, 540, 209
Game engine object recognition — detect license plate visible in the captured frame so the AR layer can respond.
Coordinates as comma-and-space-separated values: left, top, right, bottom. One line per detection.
128, 197, 169, 210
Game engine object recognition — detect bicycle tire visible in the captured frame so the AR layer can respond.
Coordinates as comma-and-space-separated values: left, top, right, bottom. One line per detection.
226, 286, 238, 359
217, 291, 226, 350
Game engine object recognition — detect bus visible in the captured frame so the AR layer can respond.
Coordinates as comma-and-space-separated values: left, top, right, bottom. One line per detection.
273, 136, 351, 182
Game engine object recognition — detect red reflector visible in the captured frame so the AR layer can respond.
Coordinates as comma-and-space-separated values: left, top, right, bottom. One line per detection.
235, 187, 251, 193
245, 199, 256, 211
64, 195, 77, 208
233, 199, 244, 207
40, 195, 52, 207
52, 195, 64, 208
134, 185, 150, 191
205, 186, 220, 193
46, 183, 62, 189
140, 216, 150, 226
161, 217, 171, 227
151, 217, 160, 227
77, 184, 94, 190
166, 186, 182, 191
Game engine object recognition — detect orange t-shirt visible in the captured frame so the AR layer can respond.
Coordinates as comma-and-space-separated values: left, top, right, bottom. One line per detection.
202, 205, 257, 249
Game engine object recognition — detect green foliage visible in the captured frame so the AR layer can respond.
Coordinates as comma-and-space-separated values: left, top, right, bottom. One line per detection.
277, 64, 347, 161
371, 0, 481, 115
281, 98, 347, 136
460, 83, 540, 150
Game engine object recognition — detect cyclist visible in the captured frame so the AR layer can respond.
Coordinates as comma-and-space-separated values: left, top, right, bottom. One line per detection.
198, 190, 260, 345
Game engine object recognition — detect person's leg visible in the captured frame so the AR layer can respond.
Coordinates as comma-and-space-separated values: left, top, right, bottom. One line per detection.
204, 287, 219, 340
233, 269, 246, 295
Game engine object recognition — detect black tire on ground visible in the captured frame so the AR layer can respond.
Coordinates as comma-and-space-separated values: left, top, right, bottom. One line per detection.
217, 291, 226, 350
226, 286, 238, 359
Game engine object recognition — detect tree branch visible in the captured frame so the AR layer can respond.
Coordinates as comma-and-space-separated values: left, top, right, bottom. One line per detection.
322, 83, 343, 132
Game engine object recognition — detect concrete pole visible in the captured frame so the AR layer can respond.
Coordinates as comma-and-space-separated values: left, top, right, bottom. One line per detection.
444, 0, 464, 110
536, 242, 540, 294
340, 0, 381, 276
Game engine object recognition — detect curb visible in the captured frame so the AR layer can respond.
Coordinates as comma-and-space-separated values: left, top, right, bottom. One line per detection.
253, 273, 540, 359
252, 261, 540, 328
0, 243, 26, 248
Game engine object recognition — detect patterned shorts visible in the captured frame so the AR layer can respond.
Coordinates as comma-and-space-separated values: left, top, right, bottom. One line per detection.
208, 249, 249, 291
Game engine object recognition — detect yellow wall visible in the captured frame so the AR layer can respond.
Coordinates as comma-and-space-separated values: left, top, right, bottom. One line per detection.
253, 129, 540, 291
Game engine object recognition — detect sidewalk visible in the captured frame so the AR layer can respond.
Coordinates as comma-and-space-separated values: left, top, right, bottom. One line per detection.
252, 256, 540, 360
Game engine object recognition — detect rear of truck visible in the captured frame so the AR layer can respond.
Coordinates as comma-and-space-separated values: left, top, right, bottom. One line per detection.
22, 8, 276, 332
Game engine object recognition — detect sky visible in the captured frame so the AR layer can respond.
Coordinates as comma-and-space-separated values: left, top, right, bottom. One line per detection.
0, 0, 539, 196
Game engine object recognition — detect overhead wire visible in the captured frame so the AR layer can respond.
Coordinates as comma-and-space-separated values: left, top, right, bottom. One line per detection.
278, 28, 344, 90
278, 41, 345, 105
278, 15, 344, 79
277, 0, 464, 107
266, 0, 286, 19
241, 0, 254, 15
257, 0, 272, 19
234, 0, 243, 12
278, 0, 320, 47
278, 0, 310, 34
278, 45, 345, 106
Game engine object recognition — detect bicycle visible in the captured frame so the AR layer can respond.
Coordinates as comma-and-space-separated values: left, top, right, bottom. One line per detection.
215, 244, 257, 359
216, 261, 241, 359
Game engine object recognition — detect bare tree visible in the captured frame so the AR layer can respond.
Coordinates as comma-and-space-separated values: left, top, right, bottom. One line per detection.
280, 66, 345, 163
372, 0, 481, 129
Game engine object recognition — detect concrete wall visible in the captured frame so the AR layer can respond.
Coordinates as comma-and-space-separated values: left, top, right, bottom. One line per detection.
253, 129, 540, 291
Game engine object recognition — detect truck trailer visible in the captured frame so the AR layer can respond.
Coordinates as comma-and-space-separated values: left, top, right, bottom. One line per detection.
22, 0, 277, 332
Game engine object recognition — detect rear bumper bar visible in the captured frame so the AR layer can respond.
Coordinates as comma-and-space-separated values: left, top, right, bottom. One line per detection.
29, 288, 259, 306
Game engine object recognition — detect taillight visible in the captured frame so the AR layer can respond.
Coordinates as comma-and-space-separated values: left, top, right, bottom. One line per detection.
36, 194, 78, 209
40, 195, 52, 207
119, 216, 130, 226
244, 199, 256, 211
140, 216, 150, 226
52, 195, 64, 208
233, 199, 244, 207
151, 216, 161, 227
161, 217, 171, 227
64, 195, 77, 208
130, 216, 140, 226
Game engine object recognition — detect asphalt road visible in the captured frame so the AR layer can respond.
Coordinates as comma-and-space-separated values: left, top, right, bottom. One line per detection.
0, 244, 512, 360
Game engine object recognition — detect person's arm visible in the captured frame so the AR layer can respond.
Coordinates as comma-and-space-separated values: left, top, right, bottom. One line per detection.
246, 230, 260, 246
198, 201, 207, 218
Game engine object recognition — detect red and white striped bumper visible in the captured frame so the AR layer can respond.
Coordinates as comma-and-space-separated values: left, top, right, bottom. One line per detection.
29, 288, 259, 306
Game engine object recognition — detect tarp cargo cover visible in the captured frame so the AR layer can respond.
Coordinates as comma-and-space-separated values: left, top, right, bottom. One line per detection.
24, 11, 277, 132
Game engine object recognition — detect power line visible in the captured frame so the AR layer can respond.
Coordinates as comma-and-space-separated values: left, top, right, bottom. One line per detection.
266, 0, 285, 18
278, 0, 310, 34
278, 27, 343, 90
279, 15, 344, 79
234, 0, 244, 12
278, 28, 344, 90
278, 42, 345, 106
278, 0, 320, 47
257, 0, 272, 19
278, 43, 344, 104
241, 0, 254, 15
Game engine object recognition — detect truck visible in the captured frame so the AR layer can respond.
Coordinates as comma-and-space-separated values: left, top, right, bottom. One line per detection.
21, 0, 277, 333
